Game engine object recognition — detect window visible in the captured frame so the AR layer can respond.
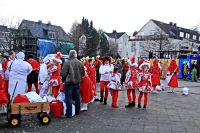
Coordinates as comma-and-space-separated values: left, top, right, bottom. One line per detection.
179, 32, 184, 37
48, 31, 56, 39
131, 42, 136, 52
193, 35, 197, 40
140, 31, 144, 36
186, 33, 190, 39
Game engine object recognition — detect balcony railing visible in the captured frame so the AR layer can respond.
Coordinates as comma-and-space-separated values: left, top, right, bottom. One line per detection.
129, 35, 169, 41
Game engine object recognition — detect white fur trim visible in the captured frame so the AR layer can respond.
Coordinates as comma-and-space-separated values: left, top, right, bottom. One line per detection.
128, 60, 138, 67
139, 62, 150, 70
52, 57, 62, 64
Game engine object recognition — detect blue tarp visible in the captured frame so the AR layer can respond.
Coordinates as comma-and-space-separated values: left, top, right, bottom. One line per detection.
38, 39, 57, 57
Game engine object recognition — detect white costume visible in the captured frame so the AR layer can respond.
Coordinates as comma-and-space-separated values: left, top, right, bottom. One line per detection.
8, 52, 32, 99
99, 64, 114, 81
38, 57, 50, 98
107, 73, 121, 90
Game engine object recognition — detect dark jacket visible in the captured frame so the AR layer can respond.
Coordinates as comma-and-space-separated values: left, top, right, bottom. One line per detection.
61, 58, 85, 85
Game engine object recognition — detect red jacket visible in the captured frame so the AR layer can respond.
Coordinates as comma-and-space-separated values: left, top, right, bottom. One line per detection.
27, 59, 40, 71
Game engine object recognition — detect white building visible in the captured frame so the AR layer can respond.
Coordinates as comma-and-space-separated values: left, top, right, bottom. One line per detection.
104, 31, 129, 58
129, 19, 200, 59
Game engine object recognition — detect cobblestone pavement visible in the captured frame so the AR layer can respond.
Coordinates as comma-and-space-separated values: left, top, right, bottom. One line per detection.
0, 79, 200, 133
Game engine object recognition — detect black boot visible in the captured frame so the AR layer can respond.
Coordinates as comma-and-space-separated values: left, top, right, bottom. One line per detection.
104, 98, 107, 105
143, 105, 147, 109
100, 96, 103, 103
138, 104, 141, 109
125, 103, 133, 108
132, 102, 135, 107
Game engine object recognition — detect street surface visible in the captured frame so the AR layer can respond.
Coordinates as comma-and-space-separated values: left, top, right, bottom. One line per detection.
0, 79, 200, 133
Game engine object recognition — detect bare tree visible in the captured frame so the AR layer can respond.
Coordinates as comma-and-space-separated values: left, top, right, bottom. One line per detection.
68, 21, 84, 56
139, 29, 181, 57
0, 17, 21, 56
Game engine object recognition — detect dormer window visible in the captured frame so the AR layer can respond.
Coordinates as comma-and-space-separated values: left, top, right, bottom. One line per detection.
48, 31, 55, 39
179, 32, 184, 37
193, 35, 197, 40
186, 33, 190, 39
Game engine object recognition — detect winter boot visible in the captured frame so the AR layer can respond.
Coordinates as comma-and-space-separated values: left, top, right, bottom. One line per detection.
138, 104, 141, 109
132, 102, 135, 107
100, 96, 103, 103
125, 103, 133, 108
143, 105, 147, 109
104, 98, 107, 105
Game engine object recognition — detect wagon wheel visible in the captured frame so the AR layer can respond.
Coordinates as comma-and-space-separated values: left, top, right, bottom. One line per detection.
8, 114, 21, 127
40, 114, 51, 125
37, 112, 47, 120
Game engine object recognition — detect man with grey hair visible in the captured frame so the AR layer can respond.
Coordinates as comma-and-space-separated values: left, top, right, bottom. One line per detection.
61, 50, 85, 118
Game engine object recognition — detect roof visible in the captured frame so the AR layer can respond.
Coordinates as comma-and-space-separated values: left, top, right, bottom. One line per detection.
19, 20, 70, 41
0, 26, 9, 32
104, 32, 126, 39
151, 19, 200, 36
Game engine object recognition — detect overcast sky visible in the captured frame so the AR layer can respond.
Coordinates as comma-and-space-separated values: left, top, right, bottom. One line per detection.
0, 0, 200, 35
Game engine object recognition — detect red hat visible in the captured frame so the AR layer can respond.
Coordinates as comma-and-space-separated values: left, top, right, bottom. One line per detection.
128, 55, 137, 67
139, 60, 150, 70
55, 52, 62, 59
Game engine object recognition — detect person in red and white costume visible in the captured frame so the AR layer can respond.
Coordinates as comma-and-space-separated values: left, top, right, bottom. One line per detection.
48, 52, 62, 98
87, 58, 100, 101
124, 55, 138, 108
27, 54, 40, 94
1, 51, 15, 99
80, 66, 94, 111
107, 67, 121, 108
167, 59, 180, 93
152, 58, 162, 93
99, 56, 114, 104
138, 60, 152, 109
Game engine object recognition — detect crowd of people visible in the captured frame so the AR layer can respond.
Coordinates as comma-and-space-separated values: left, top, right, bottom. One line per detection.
0, 50, 181, 118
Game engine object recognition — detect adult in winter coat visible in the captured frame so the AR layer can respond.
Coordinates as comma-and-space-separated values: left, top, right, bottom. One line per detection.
8, 52, 32, 99
152, 58, 162, 93
167, 59, 180, 93
61, 50, 85, 118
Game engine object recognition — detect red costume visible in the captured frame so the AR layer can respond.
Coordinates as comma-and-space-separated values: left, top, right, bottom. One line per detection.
124, 55, 138, 108
80, 69, 93, 104
137, 58, 145, 87
1, 59, 10, 99
152, 59, 162, 91
48, 52, 62, 98
0, 74, 9, 106
87, 64, 97, 98
138, 60, 152, 109
167, 59, 180, 88
94, 58, 102, 82
27, 58, 40, 94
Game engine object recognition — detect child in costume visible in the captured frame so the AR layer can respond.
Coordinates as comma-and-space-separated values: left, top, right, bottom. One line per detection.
48, 52, 62, 98
80, 66, 94, 111
107, 67, 121, 108
167, 59, 180, 93
38, 57, 51, 98
152, 58, 162, 93
99, 56, 114, 104
138, 60, 152, 109
124, 55, 138, 108
87, 58, 100, 101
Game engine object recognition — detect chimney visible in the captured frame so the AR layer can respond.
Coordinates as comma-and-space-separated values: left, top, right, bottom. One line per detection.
169, 22, 173, 26
174, 23, 177, 27
47, 21, 51, 25
38, 20, 42, 24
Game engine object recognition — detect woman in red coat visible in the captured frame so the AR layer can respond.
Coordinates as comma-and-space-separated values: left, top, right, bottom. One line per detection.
167, 59, 180, 93
152, 59, 162, 93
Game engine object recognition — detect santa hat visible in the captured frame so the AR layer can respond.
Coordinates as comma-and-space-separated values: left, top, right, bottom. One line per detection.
52, 52, 62, 64
128, 55, 138, 67
139, 60, 150, 70
43, 57, 50, 64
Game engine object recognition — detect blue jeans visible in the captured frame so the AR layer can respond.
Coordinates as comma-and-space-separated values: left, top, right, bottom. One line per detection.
64, 84, 80, 117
